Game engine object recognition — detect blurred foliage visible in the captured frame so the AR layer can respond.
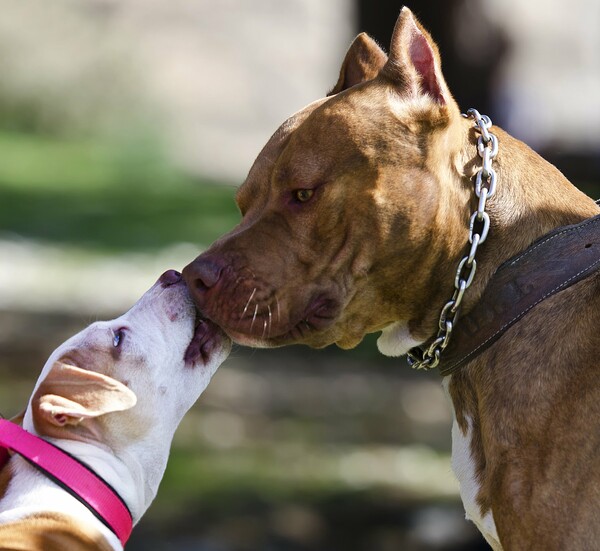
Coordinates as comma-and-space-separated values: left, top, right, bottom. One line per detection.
0, 131, 240, 252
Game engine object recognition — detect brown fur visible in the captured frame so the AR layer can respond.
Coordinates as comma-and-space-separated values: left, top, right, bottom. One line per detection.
0, 513, 113, 551
0, 464, 12, 504
0, 413, 24, 502
450, 272, 600, 549
183, 8, 600, 548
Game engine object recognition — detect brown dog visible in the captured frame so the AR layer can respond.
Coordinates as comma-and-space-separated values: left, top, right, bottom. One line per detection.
183, 8, 600, 550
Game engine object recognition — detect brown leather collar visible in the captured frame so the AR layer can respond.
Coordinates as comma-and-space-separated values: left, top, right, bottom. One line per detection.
437, 213, 600, 377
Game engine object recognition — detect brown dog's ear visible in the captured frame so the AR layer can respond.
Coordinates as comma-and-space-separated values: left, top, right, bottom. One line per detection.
382, 7, 451, 106
328, 33, 388, 95
32, 361, 137, 431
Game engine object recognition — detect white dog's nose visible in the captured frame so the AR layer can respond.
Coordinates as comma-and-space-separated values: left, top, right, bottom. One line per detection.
159, 270, 182, 287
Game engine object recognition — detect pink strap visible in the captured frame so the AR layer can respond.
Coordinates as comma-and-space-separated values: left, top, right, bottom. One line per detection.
0, 419, 132, 546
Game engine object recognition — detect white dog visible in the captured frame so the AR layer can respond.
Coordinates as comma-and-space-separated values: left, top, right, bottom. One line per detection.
0, 270, 230, 550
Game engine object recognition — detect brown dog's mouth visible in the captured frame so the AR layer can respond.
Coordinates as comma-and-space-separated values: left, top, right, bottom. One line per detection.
182, 256, 346, 347
221, 294, 342, 346
288, 295, 341, 336
184, 313, 227, 366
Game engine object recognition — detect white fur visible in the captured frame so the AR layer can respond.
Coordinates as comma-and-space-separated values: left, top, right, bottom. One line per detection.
442, 378, 502, 550
1, 275, 230, 550
377, 321, 422, 356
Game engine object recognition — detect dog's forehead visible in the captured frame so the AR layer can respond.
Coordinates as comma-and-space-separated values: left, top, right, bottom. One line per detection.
49, 322, 106, 359
254, 97, 330, 173
58, 324, 115, 368
236, 97, 330, 207
236, 83, 402, 215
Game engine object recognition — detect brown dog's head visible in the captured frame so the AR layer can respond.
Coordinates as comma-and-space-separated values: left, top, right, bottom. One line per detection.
183, 8, 472, 353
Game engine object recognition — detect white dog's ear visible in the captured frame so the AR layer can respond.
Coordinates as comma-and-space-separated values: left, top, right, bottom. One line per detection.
381, 7, 452, 106
32, 361, 137, 430
329, 32, 388, 95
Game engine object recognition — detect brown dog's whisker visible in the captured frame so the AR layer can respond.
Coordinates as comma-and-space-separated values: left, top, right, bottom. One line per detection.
249, 303, 259, 334
232, 275, 245, 290
267, 304, 273, 338
276, 297, 281, 326
240, 288, 257, 320
235, 288, 256, 330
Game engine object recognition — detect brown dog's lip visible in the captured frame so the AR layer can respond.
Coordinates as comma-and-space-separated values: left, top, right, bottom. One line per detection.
215, 294, 342, 347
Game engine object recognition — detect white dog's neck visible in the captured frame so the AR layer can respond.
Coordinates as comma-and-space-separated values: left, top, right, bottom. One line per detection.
45, 435, 169, 521
0, 451, 124, 550
0, 423, 169, 551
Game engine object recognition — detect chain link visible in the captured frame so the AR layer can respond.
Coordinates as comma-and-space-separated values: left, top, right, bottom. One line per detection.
407, 108, 498, 370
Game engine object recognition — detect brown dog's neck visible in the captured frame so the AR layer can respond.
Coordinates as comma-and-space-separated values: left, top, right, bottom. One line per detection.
446, 261, 600, 547
448, 116, 600, 317
405, 114, 598, 346
439, 117, 600, 544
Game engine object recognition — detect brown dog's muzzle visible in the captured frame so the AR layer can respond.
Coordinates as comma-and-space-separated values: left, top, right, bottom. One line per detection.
183, 252, 232, 322
183, 240, 347, 349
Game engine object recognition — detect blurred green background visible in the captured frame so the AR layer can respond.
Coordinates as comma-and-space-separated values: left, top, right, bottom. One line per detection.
0, 1, 598, 550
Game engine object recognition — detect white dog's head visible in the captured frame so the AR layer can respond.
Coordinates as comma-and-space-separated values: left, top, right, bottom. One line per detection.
21, 270, 231, 520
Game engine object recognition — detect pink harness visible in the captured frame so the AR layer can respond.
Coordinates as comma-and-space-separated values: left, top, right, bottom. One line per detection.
0, 419, 132, 546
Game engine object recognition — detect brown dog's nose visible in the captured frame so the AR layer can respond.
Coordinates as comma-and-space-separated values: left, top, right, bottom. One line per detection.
159, 269, 182, 287
183, 258, 224, 292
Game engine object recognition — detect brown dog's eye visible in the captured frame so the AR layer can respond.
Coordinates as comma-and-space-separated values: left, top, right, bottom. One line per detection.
293, 189, 314, 203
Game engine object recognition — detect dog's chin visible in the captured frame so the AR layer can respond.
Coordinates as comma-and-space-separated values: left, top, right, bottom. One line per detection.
184, 313, 230, 367
217, 294, 343, 349
223, 316, 340, 349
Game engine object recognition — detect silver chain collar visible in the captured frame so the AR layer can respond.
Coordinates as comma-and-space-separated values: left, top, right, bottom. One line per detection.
407, 108, 498, 370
